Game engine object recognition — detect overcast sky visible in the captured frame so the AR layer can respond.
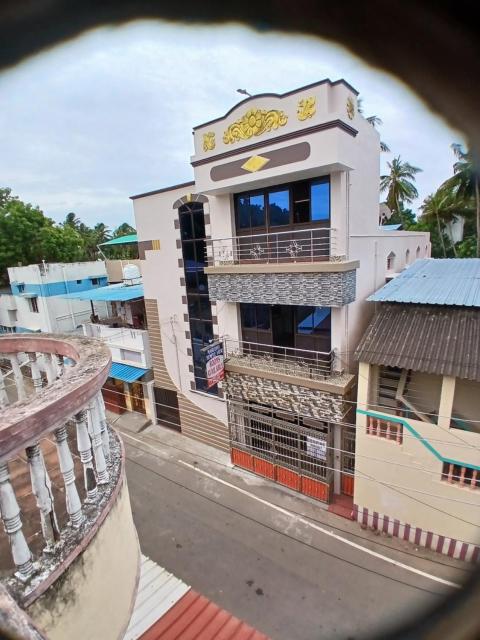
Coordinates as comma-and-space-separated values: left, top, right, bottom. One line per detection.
0, 20, 465, 230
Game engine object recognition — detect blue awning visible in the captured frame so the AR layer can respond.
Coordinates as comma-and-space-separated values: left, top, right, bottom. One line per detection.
109, 362, 148, 383
59, 283, 144, 302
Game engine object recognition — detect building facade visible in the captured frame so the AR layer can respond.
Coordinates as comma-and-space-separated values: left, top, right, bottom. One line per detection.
0, 261, 108, 334
132, 79, 429, 504
354, 259, 480, 561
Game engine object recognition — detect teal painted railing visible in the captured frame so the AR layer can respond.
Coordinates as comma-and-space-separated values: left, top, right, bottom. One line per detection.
357, 408, 480, 473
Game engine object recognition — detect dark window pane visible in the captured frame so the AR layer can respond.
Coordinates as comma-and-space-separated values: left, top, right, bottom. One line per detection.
185, 270, 198, 292
268, 190, 290, 226
197, 272, 208, 293
180, 213, 193, 240
241, 303, 256, 328
237, 196, 251, 229
182, 241, 195, 266
193, 212, 205, 239
297, 306, 315, 334
250, 194, 265, 227
199, 296, 212, 320
256, 305, 271, 330
311, 181, 330, 221
292, 182, 310, 224
312, 307, 331, 333
194, 240, 207, 268
188, 298, 200, 318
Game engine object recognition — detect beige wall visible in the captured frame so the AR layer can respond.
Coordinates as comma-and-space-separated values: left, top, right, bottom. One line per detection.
27, 476, 140, 640
355, 362, 480, 545
453, 378, 480, 433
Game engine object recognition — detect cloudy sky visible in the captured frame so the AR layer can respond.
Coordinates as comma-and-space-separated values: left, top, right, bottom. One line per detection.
0, 20, 465, 230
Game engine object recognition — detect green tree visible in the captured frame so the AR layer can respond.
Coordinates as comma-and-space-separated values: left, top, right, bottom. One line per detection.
357, 99, 390, 152
419, 190, 461, 257
380, 156, 422, 216
442, 144, 480, 256
112, 222, 136, 238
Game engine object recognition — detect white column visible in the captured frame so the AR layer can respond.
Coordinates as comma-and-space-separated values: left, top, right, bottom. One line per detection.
0, 462, 34, 581
86, 402, 109, 485
54, 426, 84, 528
26, 444, 59, 549
27, 353, 43, 394
56, 354, 65, 378
43, 353, 56, 385
0, 376, 9, 407
75, 411, 98, 502
96, 393, 110, 462
438, 375, 456, 429
9, 354, 26, 401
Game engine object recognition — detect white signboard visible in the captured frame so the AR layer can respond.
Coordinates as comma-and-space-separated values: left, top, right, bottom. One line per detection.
306, 435, 327, 461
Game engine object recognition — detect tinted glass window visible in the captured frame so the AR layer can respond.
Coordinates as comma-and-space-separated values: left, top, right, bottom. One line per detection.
180, 213, 193, 240
296, 307, 315, 334
241, 303, 256, 328
292, 181, 310, 224
268, 190, 290, 226
256, 305, 271, 330
193, 213, 205, 239
250, 194, 265, 227
237, 196, 251, 229
312, 307, 331, 333
311, 181, 330, 221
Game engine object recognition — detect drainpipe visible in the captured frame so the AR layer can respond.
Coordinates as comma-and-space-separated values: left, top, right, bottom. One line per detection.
61, 265, 76, 331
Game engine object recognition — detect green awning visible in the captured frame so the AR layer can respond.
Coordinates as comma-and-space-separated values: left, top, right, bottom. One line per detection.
99, 234, 137, 246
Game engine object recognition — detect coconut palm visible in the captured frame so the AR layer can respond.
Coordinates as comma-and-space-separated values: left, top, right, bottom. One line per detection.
380, 156, 422, 215
442, 144, 480, 256
93, 222, 111, 244
64, 211, 80, 229
420, 188, 471, 257
357, 99, 390, 152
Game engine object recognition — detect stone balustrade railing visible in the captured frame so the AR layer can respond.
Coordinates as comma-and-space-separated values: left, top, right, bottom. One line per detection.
0, 333, 114, 599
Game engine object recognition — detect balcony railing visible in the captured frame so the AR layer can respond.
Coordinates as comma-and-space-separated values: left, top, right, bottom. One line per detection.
223, 337, 335, 381
0, 333, 118, 602
206, 227, 344, 267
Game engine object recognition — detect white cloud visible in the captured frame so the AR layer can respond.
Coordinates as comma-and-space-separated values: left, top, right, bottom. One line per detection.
0, 20, 465, 228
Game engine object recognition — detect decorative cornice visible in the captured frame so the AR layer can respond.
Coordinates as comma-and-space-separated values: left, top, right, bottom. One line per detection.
191, 119, 358, 167
223, 108, 288, 145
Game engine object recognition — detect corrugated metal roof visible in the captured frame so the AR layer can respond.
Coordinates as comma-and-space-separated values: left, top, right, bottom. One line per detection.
355, 304, 480, 381
124, 556, 190, 640
59, 283, 144, 302
368, 258, 480, 307
109, 362, 148, 382
100, 233, 138, 246
139, 589, 270, 640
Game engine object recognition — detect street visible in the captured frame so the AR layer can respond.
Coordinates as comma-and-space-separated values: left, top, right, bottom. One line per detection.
121, 424, 471, 640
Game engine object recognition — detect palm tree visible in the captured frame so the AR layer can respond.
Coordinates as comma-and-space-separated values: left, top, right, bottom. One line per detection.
93, 222, 111, 244
380, 156, 422, 215
64, 211, 80, 229
420, 188, 470, 257
443, 144, 480, 256
357, 98, 390, 152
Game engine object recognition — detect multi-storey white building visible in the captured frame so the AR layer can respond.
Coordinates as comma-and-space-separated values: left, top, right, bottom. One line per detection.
0, 261, 108, 334
131, 79, 429, 507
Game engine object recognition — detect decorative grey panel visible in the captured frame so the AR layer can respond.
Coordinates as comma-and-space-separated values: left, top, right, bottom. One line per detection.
207, 270, 356, 306
223, 372, 347, 422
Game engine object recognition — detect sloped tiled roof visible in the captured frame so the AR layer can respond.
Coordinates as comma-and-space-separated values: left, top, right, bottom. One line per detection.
368, 259, 480, 307
355, 304, 480, 381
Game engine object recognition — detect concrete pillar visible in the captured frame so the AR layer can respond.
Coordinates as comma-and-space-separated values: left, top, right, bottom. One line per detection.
333, 423, 342, 495
144, 380, 155, 422
438, 375, 456, 429
123, 382, 134, 412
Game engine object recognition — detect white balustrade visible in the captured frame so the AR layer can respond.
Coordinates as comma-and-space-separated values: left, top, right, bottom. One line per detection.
0, 463, 34, 582
9, 354, 26, 401
0, 376, 9, 407
43, 353, 56, 385
27, 353, 43, 394
26, 444, 59, 550
54, 426, 84, 528
74, 412, 98, 502
86, 403, 109, 485
96, 393, 111, 462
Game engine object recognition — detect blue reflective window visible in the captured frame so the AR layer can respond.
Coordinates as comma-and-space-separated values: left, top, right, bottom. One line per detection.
268, 190, 290, 226
311, 181, 330, 221
237, 194, 265, 228
297, 307, 331, 334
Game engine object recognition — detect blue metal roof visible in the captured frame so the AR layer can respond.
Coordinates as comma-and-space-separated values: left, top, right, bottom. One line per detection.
368, 259, 480, 307
59, 283, 144, 302
109, 362, 148, 382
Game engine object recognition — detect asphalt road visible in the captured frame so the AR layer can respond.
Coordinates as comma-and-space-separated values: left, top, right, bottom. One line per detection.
121, 426, 471, 640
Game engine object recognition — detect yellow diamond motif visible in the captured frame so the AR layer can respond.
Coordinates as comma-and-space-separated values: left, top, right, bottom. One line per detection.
241, 155, 270, 173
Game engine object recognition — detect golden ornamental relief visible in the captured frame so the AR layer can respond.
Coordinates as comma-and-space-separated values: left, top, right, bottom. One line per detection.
346, 96, 355, 120
297, 96, 316, 121
203, 132, 215, 152
223, 108, 288, 144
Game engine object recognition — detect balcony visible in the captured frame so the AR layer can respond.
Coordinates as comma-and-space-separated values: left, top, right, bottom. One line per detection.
83, 322, 151, 368
0, 334, 139, 639
205, 228, 358, 306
